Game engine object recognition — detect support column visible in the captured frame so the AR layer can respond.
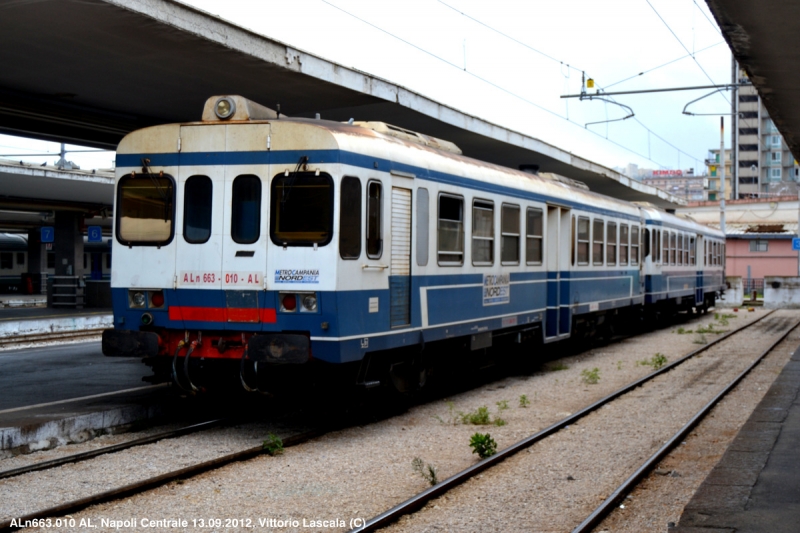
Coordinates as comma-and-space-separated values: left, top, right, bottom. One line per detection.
26, 228, 47, 295
49, 211, 85, 308
53, 211, 84, 277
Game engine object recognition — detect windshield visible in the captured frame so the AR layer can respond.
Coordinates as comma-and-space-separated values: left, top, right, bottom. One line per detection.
116, 174, 174, 246
270, 172, 333, 246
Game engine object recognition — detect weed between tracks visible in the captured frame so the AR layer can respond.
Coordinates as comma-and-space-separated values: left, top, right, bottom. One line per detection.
639, 353, 669, 370
412, 457, 438, 486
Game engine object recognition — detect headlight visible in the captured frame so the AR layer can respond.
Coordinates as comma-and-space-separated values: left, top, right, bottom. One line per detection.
130, 291, 146, 308
214, 97, 236, 119
301, 294, 318, 312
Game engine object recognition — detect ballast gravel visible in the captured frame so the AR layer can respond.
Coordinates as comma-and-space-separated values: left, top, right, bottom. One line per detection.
2, 307, 795, 533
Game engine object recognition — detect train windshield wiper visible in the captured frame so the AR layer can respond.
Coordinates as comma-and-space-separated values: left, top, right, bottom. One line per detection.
280, 155, 309, 208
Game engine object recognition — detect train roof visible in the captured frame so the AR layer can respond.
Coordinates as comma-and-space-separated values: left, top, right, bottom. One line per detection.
118, 96, 645, 220
638, 206, 724, 238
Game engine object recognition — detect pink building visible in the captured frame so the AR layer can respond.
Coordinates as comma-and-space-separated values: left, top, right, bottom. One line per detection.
680, 197, 800, 281
726, 230, 797, 279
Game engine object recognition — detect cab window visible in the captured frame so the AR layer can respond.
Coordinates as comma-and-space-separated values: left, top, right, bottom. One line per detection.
270, 172, 333, 246
117, 173, 175, 246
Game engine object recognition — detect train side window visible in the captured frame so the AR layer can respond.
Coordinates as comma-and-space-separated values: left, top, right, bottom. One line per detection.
643, 228, 650, 259
416, 188, 429, 266
339, 176, 361, 259
501, 204, 520, 265
577, 217, 590, 265
631, 227, 640, 266
270, 172, 333, 246
655, 229, 661, 264
661, 231, 668, 264
607, 222, 617, 266
526, 207, 543, 265
366, 181, 382, 258
670, 232, 677, 265
683, 235, 689, 265
689, 237, 696, 265
472, 199, 494, 265
592, 219, 604, 265
677, 234, 683, 266
0, 253, 11, 269
116, 173, 175, 246
232, 175, 261, 244
438, 194, 464, 265
184, 175, 213, 244
620, 224, 629, 266
16, 252, 24, 265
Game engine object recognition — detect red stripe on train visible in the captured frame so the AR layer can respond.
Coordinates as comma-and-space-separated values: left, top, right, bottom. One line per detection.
168, 307, 277, 323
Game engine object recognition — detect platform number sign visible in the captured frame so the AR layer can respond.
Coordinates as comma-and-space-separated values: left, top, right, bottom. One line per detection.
87, 226, 103, 243
793, 238, 800, 251
40, 226, 54, 243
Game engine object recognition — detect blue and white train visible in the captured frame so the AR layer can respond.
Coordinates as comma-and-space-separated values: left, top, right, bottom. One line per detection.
102, 95, 725, 392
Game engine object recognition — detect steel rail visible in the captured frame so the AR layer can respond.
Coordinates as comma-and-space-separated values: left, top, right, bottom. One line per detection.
0, 428, 325, 532
0, 328, 105, 349
0, 419, 225, 481
347, 310, 778, 532
571, 316, 800, 533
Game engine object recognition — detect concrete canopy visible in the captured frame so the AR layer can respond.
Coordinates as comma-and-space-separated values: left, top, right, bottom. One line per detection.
705, 0, 800, 160
0, 0, 682, 208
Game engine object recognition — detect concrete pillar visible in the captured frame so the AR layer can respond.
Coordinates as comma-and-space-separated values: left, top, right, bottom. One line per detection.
764, 277, 800, 308
718, 276, 743, 307
53, 211, 84, 277
26, 228, 47, 295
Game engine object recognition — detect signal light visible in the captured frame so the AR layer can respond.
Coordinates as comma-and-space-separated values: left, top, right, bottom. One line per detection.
282, 294, 297, 312
150, 291, 164, 308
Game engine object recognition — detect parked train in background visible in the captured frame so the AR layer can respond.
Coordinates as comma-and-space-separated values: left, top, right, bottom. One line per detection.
102, 95, 726, 394
0, 233, 111, 293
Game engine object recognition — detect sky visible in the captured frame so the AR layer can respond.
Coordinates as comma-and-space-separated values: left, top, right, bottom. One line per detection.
0, 0, 733, 174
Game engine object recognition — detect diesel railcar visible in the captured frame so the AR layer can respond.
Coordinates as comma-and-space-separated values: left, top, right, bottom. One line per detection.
102, 95, 725, 392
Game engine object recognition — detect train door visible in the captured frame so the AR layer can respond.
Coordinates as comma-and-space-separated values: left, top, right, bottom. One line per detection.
389, 174, 413, 328
221, 124, 270, 325
174, 125, 226, 316
695, 234, 704, 306
545, 205, 571, 341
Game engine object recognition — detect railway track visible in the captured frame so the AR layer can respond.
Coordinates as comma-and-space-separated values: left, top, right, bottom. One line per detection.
0, 328, 104, 349
0, 310, 793, 532
0, 419, 224, 481
347, 309, 799, 532
0, 418, 325, 532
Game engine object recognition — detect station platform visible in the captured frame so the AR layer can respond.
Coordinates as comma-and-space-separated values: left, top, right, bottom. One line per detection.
0, 297, 111, 343
674, 344, 800, 532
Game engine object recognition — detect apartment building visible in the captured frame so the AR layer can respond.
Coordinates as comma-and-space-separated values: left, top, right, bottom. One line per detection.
735, 72, 799, 198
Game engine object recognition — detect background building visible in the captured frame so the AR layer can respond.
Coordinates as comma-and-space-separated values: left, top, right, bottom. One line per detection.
680, 197, 799, 292
706, 148, 734, 201
733, 71, 799, 198
641, 170, 707, 201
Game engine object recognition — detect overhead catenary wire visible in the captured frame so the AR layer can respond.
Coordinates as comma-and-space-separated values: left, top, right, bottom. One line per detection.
645, 0, 730, 105
318, 0, 678, 169
603, 42, 726, 89
439, 0, 707, 166
322, 0, 710, 171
